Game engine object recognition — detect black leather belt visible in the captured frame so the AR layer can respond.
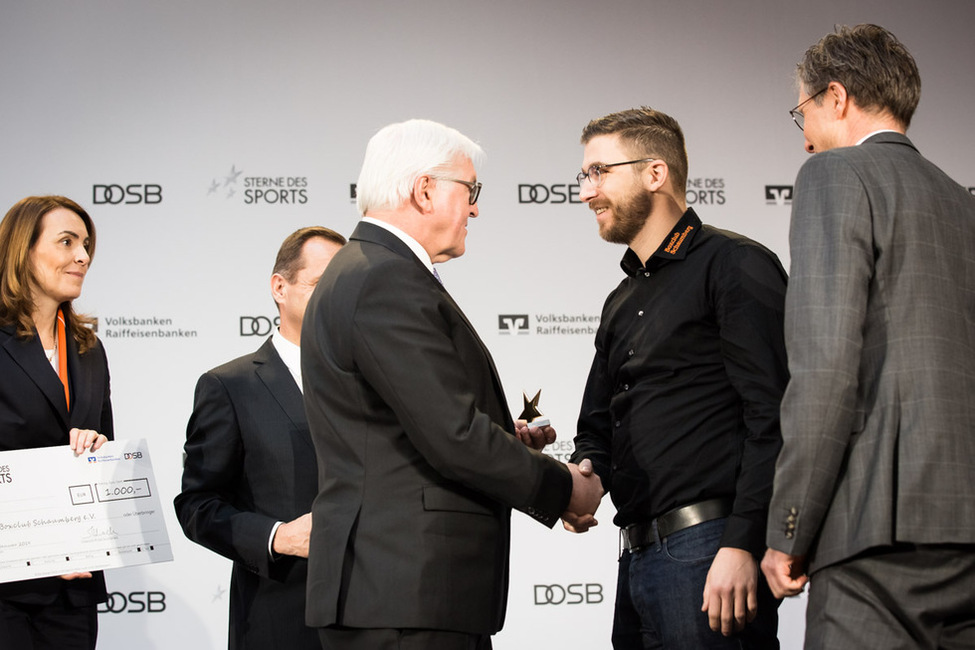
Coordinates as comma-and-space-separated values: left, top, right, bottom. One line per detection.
621, 498, 734, 551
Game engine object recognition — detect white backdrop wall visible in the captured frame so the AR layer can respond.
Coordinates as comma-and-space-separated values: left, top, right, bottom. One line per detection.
2, 2, 973, 648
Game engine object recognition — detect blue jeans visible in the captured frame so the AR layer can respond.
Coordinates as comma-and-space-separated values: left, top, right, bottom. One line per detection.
612, 518, 779, 649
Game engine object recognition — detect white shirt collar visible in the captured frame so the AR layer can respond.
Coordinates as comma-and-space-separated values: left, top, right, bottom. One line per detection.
270, 331, 302, 393
856, 129, 900, 146
362, 216, 437, 276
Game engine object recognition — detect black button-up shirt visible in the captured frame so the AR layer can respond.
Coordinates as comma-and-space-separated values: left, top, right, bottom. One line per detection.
571, 208, 788, 554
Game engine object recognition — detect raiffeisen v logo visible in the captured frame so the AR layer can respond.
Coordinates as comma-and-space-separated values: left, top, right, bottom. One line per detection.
498, 314, 529, 335
765, 185, 794, 206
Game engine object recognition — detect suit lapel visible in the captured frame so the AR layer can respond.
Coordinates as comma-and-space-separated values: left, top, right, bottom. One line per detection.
437, 289, 510, 418
1, 326, 69, 429
253, 338, 313, 452
64, 327, 93, 426
352, 221, 512, 427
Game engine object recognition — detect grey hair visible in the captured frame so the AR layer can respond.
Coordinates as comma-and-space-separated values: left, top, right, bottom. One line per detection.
356, 119, 484, 216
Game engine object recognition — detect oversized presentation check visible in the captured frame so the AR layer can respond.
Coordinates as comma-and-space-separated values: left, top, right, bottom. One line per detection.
0, 439, 173, 583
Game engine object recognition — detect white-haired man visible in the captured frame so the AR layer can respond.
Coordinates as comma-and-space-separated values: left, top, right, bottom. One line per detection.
301, 119, 602, 649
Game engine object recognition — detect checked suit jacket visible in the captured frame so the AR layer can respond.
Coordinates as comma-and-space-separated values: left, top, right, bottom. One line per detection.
767, 132, 975, 572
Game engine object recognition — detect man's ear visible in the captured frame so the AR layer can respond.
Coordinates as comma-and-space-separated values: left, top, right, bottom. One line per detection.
827, 81, 850, 118
411, 174, 436, 213
270, 273, 287, 307
643, 159, 670, 193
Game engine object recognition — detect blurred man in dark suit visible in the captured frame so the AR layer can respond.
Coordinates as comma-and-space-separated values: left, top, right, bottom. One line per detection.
175, 226, 345, 650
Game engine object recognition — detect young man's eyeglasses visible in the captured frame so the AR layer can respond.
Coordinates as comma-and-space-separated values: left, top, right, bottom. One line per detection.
576, 158, 657, 187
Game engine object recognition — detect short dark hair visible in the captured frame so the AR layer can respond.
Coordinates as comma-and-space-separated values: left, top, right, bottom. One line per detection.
581, 107, 688, 195
272, 226, 346, 282
798, 24, 920, 128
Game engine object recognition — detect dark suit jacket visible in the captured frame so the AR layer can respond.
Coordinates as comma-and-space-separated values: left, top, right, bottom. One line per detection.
768, 133, 975, 572
300, 221, 573, 634
175, 337, 320, 650
0, 322, 113, 605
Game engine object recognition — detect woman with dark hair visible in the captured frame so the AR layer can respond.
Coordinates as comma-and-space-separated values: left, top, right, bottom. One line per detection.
0, 196, 113, 649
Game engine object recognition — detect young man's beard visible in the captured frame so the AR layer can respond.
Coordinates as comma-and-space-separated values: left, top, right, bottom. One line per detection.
598, 186, 654, 245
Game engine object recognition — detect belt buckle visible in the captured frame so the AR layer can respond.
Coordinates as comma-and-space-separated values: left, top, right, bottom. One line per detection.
621, 522, 652, 552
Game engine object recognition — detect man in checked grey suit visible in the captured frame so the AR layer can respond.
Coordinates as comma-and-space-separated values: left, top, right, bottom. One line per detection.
761, 24, 975, 649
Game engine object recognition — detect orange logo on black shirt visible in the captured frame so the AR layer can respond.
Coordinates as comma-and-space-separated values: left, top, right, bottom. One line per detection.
664, 226, 694, 254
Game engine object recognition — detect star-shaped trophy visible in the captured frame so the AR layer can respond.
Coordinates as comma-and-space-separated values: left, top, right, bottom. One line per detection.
519, 390, 550, 428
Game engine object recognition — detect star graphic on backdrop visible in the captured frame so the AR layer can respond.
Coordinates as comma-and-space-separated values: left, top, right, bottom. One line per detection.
211, 585, 227, 602
223, 164, 242, 187
207, 179, 220, 195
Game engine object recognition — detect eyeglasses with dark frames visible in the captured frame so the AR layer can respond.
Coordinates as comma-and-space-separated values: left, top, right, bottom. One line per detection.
440, 178, 482, 205
789, 87, 828, 131
576, 158, 657, 187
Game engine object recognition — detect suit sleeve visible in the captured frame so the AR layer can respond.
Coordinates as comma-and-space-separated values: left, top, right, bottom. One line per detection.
351, 267, 572, 526
95, 338, 114, 441
174, 372, 279, 577
767, 153, 872, 556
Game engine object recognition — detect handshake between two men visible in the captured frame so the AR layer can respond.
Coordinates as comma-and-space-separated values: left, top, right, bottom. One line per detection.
513, 420, 603, 533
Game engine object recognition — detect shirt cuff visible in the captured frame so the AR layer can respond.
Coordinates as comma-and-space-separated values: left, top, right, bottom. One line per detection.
268, 521, 283, 559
